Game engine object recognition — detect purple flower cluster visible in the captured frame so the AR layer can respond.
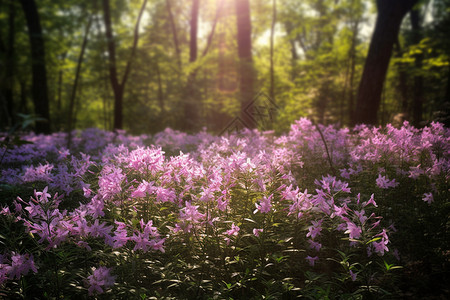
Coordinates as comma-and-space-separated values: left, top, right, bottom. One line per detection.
0, 118, 448, 295
0, 252, 38, 284
86, 266, 116, 296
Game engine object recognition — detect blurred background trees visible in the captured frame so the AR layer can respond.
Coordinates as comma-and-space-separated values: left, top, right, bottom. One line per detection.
0, 0, 449, 134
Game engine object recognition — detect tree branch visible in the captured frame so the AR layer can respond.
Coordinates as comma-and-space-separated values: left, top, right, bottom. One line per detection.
121, 0, 148, 88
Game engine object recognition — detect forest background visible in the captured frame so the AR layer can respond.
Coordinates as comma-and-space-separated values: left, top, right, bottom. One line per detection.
0, 0, 449, 135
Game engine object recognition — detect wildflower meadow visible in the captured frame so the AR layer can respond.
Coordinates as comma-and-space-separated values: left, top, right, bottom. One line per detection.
0, 119, 448, 299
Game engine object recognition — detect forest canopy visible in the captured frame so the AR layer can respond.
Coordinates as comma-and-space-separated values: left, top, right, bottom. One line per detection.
0, 0, 449, 134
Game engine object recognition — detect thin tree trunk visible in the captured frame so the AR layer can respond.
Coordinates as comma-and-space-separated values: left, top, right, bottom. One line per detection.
341, 58, 350, 125
348, 19, 359, 124
394, 39, 409, 114
183, 0, 201, 131
5, 1, 16, 126
284, 22, 297, 81
56, 68, 63, 114
155, 61, 165, 115
447, 58, 450, 106
201, 0, 223, 58
19, 80, 28, 114
297, 31, 311, 60
410, 7, 424, 126
102, 0, 122, 129
166, 0, 181, 69
93, 5, 110, 130
0, 36, 6, 128
102, 0, 148, 130
235, 0, 255, 128
218, 31, 226, 91
190, 0, 199, 63
19, 0, 51, 133
269, 0, 276, 101
354, 0, 417, 125
67, 16, 92, 148
183, 0, 223, 131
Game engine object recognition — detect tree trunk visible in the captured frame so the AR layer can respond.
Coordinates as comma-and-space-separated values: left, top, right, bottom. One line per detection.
189, 0, 199, 63
235, 0, 255, 128
183, 0, 223, 131
166, 0, 181, 69
19, 0, 51, 133
56, 50, 69, 122
67, 16, 92, 148
183, 0, 201, 131
102, 0, 122, 129
4, 1, 16, 126
102, 0, 147, 130
348, 19, 359, 125
269, 0, 276, 101
447, 58, 450, 106
394, 39, 409, 114
353, 0, 417, 125
410, 7, 424, 126
19, 80, 28, 114
284, 22, 297, 81
155, 62, 165, 115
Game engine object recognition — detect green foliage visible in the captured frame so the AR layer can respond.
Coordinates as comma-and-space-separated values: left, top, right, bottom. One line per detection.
1, 0, 448, 132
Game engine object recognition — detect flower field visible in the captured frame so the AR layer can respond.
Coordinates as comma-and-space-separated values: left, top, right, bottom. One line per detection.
0, 119, 449, 299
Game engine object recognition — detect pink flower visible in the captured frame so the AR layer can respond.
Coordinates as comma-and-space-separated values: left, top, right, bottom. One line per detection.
253, 228, 263, 237
330, 204, 347, 219
0, 206, 11, 216
306, 219, 323, 239
364, 194, 377, 207
376, 174, 399, 189
86, 196, 105, 218
345, 222, 362, 240
224, 223, 240, 245
24, 201, 44, 218
354, 209, 368, 224
86, 266, 116, 296
76, 241, 92, 251
305, 255, 318, 267
226, 223, 240, 236
5, 253, 38, 280
180, 202, 205, 223
308, 240, 322, 251
35, 186, 52, 203
373, 240, 389, 255
131, 220, 163, 253
112, 222, 129, 248
288, 189, 312, 218
155, 187, 176, 203
422, 192, 433, 204
131, 180, 154, 198
350, 270, 357, 281
254, 194, 273, 214
88, 219, 113, 238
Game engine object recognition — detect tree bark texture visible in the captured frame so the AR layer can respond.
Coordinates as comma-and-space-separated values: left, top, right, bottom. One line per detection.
20, 0, 51, 133
354, 0, 417, 125
235, 0, 255, 128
